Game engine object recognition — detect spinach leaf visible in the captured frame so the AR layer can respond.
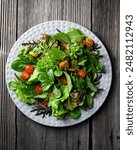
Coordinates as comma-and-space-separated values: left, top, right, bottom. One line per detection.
68, 108, 81, 119
17, 47, 28, 58
11, 59, 26, 72
48, 48, 66, 62
12, 54, 37, 72
53, 32, 71, 44
75, 78, 86, 91
83, 93, 94, 109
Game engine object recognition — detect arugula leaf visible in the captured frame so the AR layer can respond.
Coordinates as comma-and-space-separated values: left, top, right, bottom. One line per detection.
31, 43, 45, 54
53, 32, 71, 44
78, 56, 88, 66
67, 28, 86, 43
48, 36, 56, 47
86, 51, 103, 73
85, 76, 97, 92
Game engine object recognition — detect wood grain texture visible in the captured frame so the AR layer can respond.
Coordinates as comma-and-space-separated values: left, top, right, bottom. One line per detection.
0, 0, 17, 150
17, 0, 91, 150
91, 0, 120, 150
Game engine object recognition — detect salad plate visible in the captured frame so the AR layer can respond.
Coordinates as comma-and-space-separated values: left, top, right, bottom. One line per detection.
6, 21, 112, 127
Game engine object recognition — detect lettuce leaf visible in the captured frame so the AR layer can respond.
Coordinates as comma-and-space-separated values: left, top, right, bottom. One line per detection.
37, 48, 66, 71
38, 69, 54, 91
9, 80, 36, 104
67, 28, 86, 43
53, 32, 71, 44
48, 72, 72, 118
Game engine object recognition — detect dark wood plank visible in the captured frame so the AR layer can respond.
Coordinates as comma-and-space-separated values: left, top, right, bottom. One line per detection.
17, 0, 91, 150
91, 0, 120, 150
0, 0, 17, 150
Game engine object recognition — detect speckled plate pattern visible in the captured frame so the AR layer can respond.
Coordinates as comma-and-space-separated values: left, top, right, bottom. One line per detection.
6, 21, 112, 127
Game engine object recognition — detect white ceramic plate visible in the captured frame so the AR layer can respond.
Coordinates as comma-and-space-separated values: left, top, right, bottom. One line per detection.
6, 21, 112, 127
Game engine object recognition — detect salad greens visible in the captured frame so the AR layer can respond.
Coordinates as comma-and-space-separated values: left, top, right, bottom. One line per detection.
9, 28, 103, 119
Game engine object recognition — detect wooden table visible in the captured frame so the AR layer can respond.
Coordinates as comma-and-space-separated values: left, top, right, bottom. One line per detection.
0, 0, 120, 149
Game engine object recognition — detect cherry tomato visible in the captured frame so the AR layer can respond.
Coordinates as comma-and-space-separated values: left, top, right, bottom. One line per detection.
60, 76, 67, 85
25, 65, 35, 74
21, 71, 30, 80
29, 51, 39, 58
41, 100, 48, 106
59, 61, 67, 69
77, 69, 86, 78
85, 37, 94, 48
35, 84, 43, 94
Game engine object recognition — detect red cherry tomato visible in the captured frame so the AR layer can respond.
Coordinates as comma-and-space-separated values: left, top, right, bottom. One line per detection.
77, 69, 86, 78
35, 84, 43, 94
60, 76, 67, 85
25, 65, 35, 74
41, 100, 48, 106
21, 71, 30, 80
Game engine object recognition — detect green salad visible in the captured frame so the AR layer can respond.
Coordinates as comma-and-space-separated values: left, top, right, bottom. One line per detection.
9, 28, 103, 119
